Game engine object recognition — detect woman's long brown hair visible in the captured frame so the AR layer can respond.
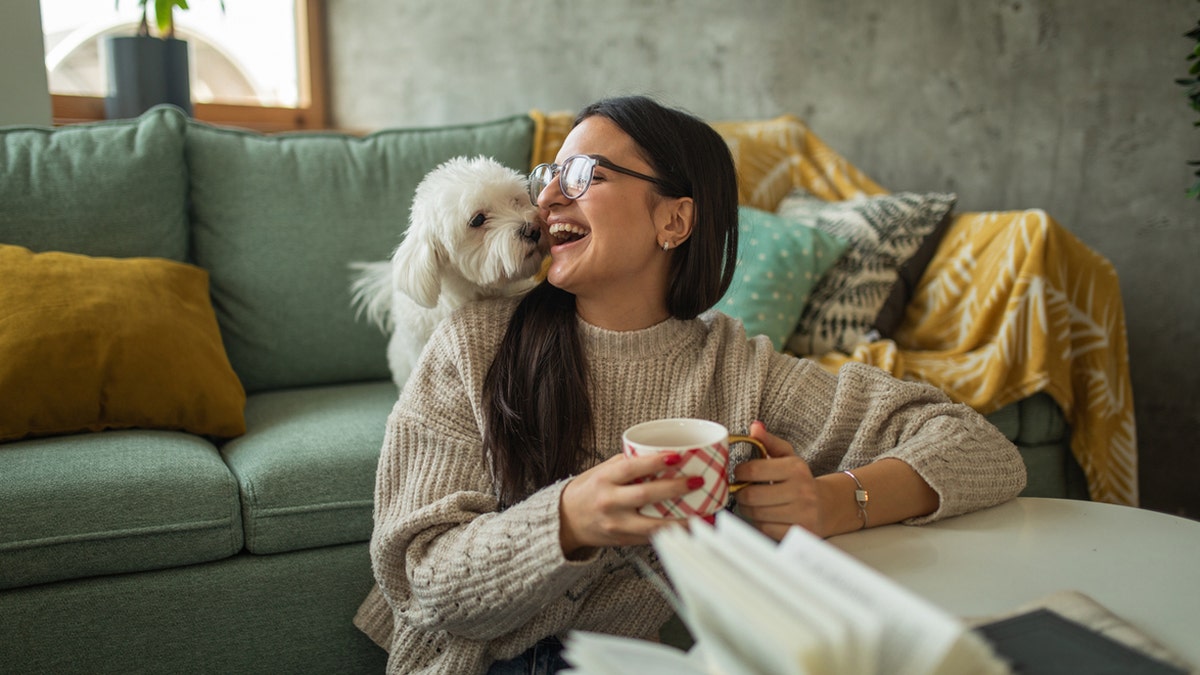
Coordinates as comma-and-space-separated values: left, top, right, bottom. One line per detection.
482, 96, 739, 507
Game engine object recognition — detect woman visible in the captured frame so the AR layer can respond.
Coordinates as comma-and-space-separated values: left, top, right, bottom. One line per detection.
354, 95, 1026, 674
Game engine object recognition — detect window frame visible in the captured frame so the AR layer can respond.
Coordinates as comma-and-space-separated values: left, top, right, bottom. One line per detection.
49, 0, 328, 131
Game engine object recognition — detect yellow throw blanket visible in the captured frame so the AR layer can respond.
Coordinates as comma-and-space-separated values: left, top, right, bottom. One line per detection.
530, 111, 1138, 507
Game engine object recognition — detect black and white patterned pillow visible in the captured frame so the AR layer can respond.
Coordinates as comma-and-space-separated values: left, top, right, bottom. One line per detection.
777, 190, 957, 356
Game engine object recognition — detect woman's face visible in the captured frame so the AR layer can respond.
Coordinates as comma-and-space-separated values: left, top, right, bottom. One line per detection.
537, 116, 684, 325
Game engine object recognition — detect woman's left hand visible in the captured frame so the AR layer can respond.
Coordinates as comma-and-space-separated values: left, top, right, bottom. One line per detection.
732, 421, 829, 540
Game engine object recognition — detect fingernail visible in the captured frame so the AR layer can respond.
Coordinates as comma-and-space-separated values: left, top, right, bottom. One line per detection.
664, 453, 683, 466
687, 476, 705, 490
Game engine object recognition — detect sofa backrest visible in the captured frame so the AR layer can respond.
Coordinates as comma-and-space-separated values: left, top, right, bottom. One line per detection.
0, 106, 189, 261
184, 113, 536, 393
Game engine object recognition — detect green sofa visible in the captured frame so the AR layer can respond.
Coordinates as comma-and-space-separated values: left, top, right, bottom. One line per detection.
0, 106, 1084, 674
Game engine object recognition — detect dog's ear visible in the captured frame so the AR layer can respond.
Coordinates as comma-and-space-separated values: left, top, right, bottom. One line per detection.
391, 237, 444, 308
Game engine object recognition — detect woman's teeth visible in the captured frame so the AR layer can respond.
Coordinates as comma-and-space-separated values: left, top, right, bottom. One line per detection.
549, 223, 588, 243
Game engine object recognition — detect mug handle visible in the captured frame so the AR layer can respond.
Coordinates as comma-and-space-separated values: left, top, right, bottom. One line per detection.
727, 434, 768, 493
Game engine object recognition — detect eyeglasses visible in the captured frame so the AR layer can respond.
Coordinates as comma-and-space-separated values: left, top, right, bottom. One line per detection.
528, 154, 668, 203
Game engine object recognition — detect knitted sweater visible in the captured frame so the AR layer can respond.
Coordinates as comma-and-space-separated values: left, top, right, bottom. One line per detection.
353, 297, 1026, 674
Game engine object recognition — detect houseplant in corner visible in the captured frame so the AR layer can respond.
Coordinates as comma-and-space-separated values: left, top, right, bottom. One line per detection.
1180, 8, 1200, 199
105, 0, 225, 119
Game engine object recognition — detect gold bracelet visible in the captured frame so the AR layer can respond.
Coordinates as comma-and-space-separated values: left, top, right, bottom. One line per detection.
842, 470, 869, 529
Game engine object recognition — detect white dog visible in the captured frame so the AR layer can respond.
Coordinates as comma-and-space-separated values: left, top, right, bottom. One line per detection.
350, 155, 545, 388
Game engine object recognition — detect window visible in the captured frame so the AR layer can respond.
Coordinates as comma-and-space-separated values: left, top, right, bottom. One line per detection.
40, 0, 327, 130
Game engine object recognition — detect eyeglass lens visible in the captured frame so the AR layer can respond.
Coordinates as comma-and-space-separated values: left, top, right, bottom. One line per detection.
529, 165, 552, 202
528, 156, 598, 202
560, 157, 593, 197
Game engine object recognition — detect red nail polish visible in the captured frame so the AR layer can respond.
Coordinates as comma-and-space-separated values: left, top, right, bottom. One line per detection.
687, 476, 705, 490
664, 453, 683, 466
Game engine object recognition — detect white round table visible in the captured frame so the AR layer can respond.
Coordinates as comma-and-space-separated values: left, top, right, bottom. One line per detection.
830, 498, 1200, 666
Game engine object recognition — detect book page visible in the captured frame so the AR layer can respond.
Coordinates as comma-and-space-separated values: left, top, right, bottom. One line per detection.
778, 524, 1006, 675
687, 521, 854, 673
706, 514, 882, 674
654, 524, 831, 675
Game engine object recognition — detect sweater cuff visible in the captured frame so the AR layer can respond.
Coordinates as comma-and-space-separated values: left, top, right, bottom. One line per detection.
883, 428, 1025, 525
503, 478, 600, 582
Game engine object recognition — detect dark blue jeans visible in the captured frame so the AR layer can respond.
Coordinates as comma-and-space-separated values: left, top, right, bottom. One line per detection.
486, 636, 569, 675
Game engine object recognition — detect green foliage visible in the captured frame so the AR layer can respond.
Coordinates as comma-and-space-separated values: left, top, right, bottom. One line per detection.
117, 0, 225, 39
1179, 17, 1200, 199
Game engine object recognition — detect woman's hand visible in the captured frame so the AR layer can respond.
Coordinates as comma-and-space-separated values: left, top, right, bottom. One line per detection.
732, 421, 830, 540
735, 422, 942, 540
558, 451, 702, 557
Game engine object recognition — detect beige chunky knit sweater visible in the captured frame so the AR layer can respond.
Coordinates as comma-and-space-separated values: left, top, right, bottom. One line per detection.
353, 297, 1026, 674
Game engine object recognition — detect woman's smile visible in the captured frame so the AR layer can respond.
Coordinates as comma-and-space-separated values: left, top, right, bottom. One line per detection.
548, 221, 590, 247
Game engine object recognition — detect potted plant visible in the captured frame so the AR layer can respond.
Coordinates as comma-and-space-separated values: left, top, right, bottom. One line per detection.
105, 1, 225, 119
1179, 11, 1200, 199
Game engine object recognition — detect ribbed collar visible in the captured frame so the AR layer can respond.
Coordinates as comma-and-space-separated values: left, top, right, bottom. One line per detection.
575, 313, 704, 362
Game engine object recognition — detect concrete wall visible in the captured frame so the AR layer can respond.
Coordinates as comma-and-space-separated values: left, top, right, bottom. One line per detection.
327, 0, 1198, 518
0, 0, 51, 126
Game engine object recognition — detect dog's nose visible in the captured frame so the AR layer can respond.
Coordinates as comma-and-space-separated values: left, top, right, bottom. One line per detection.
520, 223, 541, 243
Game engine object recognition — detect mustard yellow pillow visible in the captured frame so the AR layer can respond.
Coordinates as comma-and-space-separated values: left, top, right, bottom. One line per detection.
0, 245, 246, 442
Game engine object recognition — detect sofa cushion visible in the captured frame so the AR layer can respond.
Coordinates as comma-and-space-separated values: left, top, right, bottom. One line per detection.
186, 115, 536, 393
717, 206, 849, 350
989, 395, 1082, 499
1016, 392, 1069, 445
778, 190, 957, 356
0, 545, 384, 674
0, 245, 245, 442
1018, 442, 1089, 500
221, 381, 397, 554
985, 402, 1020, 442
0, 430, 242, 590
0, 105, 188, 261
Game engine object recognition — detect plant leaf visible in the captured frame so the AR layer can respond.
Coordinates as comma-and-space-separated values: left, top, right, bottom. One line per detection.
154, 0, 170, 35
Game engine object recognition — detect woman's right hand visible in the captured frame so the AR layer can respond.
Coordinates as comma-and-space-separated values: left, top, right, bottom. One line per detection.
558, 452, 702, 558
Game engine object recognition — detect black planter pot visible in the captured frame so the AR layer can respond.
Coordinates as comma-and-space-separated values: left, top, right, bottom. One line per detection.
105, 35, 192, 119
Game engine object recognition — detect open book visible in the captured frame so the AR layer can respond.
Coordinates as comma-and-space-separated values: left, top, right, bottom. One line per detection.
564, 512, 1007, 675
563, 513, 1190, 675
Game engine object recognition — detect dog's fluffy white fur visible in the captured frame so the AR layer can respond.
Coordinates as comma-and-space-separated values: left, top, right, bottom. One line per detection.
350, 155, 544, 388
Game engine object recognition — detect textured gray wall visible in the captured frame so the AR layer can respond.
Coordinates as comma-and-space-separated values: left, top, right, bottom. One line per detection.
0, 0, 51, 126
327, 0, 1199, 518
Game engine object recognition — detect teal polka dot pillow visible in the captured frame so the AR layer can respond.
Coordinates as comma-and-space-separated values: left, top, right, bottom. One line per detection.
717, 206, 850, 350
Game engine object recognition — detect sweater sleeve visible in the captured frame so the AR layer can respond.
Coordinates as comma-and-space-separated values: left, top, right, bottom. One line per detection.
758, 354, 1027, 523
368, 313, 598, 641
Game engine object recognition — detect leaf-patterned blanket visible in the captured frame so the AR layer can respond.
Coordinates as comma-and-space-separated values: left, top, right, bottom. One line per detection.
530, 111, 1137, 507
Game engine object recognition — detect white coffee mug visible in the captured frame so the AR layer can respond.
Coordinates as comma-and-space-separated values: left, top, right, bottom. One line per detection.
622, 418, 767, 520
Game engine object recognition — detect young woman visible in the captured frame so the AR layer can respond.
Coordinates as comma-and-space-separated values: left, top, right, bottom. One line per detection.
355, 95, 1026, 674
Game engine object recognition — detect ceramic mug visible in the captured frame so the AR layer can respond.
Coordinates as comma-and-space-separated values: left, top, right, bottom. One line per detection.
622, 418, 767, 520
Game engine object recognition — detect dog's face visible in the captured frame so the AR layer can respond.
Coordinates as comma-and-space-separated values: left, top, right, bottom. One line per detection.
392, 156, 545, 308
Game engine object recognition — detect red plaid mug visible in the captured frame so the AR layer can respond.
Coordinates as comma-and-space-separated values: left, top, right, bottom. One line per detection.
622, 418, 767, 521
